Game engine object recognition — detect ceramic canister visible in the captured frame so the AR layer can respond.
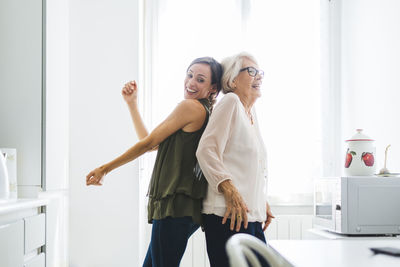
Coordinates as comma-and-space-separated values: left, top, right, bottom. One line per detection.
344, 129, 376, 176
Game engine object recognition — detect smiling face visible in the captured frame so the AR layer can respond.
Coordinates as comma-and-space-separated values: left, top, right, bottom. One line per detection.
184, 63, 216, 100
232, 58, 263, 100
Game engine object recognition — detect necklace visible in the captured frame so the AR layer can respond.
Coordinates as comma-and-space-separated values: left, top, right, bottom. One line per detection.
246, 110, 254, 125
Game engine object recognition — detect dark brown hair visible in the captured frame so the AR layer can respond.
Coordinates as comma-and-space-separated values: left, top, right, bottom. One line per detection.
187, 57, 223, 109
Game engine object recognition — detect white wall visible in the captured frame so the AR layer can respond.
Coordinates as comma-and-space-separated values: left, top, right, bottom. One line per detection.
69, 0, 141, 266
41, 0, 70, 266
341, 0, 400, 171
45, 0, 70, 191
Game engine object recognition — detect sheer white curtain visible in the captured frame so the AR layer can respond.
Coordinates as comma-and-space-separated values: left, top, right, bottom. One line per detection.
243, 0, 322, 203
143, 0, 323, 204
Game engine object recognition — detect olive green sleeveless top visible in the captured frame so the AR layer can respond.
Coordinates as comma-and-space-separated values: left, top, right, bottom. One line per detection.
147, 98, 210, 225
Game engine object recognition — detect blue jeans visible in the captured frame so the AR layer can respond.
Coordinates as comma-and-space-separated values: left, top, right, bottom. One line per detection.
203, 214, 270, 267
142, 216, 199, 267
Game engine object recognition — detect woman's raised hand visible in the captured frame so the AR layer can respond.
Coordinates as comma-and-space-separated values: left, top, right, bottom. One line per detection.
122, 80, 138, 105
218, 180, 249, 232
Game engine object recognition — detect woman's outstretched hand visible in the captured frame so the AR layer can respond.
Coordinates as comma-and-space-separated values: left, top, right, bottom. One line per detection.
122, 80, 138, 105
218, 180, 249, 232
86, 166, 107, 186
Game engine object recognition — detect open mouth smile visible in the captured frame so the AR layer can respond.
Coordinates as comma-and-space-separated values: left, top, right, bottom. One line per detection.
186, 88, 198, 93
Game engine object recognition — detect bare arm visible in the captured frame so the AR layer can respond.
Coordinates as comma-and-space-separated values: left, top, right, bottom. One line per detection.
122, 81, 149, 140
86, 99, 204, 186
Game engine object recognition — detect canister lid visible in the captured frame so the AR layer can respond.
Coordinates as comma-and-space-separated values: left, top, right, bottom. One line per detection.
345, 129, 374, 142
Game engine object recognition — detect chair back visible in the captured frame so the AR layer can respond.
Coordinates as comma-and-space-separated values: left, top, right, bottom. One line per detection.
226, 234, 292, 267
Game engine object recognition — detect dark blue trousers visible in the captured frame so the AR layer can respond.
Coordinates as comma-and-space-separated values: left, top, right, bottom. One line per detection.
142, 216, 199, 267
203, 214, 270, 267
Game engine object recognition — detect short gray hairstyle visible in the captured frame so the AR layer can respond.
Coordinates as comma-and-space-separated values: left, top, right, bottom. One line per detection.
221, 52, 259, 94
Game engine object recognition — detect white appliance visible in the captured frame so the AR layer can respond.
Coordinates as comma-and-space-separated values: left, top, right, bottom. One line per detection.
0, 149, 10, 200
313, 176, 400, 235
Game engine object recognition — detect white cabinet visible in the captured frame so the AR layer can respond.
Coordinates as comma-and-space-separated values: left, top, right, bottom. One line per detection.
24, 253, 45, 267
0, 220, 24, 267
0, 200, 47, 267
24, 214, 46, 254
0, 217, 46, 267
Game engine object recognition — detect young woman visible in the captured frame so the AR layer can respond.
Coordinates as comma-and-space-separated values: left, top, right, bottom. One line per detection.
86, 57, 222, 267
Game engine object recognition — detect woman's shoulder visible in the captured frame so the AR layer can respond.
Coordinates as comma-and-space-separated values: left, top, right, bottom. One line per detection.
221, 92, 239, 102
216, 93, 240, 109
175, 99, 206, 118
178, 98, 204, 110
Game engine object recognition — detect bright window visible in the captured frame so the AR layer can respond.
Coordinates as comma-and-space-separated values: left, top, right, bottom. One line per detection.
143, 0, 323, 204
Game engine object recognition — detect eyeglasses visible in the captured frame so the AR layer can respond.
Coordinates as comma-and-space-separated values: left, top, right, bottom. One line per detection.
240, 66, 264, 78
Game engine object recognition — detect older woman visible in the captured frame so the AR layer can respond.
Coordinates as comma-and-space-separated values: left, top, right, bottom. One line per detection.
196, 52, 274, 267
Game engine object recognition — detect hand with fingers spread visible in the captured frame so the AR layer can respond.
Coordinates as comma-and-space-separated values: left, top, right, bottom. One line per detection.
122, 80, 138, 106
263, 201, 275, 231
86, 165, 107, 186
218, 180, 249, 232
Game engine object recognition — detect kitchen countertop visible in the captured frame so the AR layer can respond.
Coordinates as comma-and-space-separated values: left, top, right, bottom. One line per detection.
0, 198, 48, 216
307, 228, 400, 240
269, 239, 400, 267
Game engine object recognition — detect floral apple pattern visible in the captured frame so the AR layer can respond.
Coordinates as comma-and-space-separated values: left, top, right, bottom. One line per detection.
345, 148, 356, 168
362, 152, 374, 167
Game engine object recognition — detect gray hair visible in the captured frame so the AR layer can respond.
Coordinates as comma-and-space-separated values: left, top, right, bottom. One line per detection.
221, 52, 259, 94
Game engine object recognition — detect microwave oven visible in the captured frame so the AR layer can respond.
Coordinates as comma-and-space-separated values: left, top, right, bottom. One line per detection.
313, 176, 400, 235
